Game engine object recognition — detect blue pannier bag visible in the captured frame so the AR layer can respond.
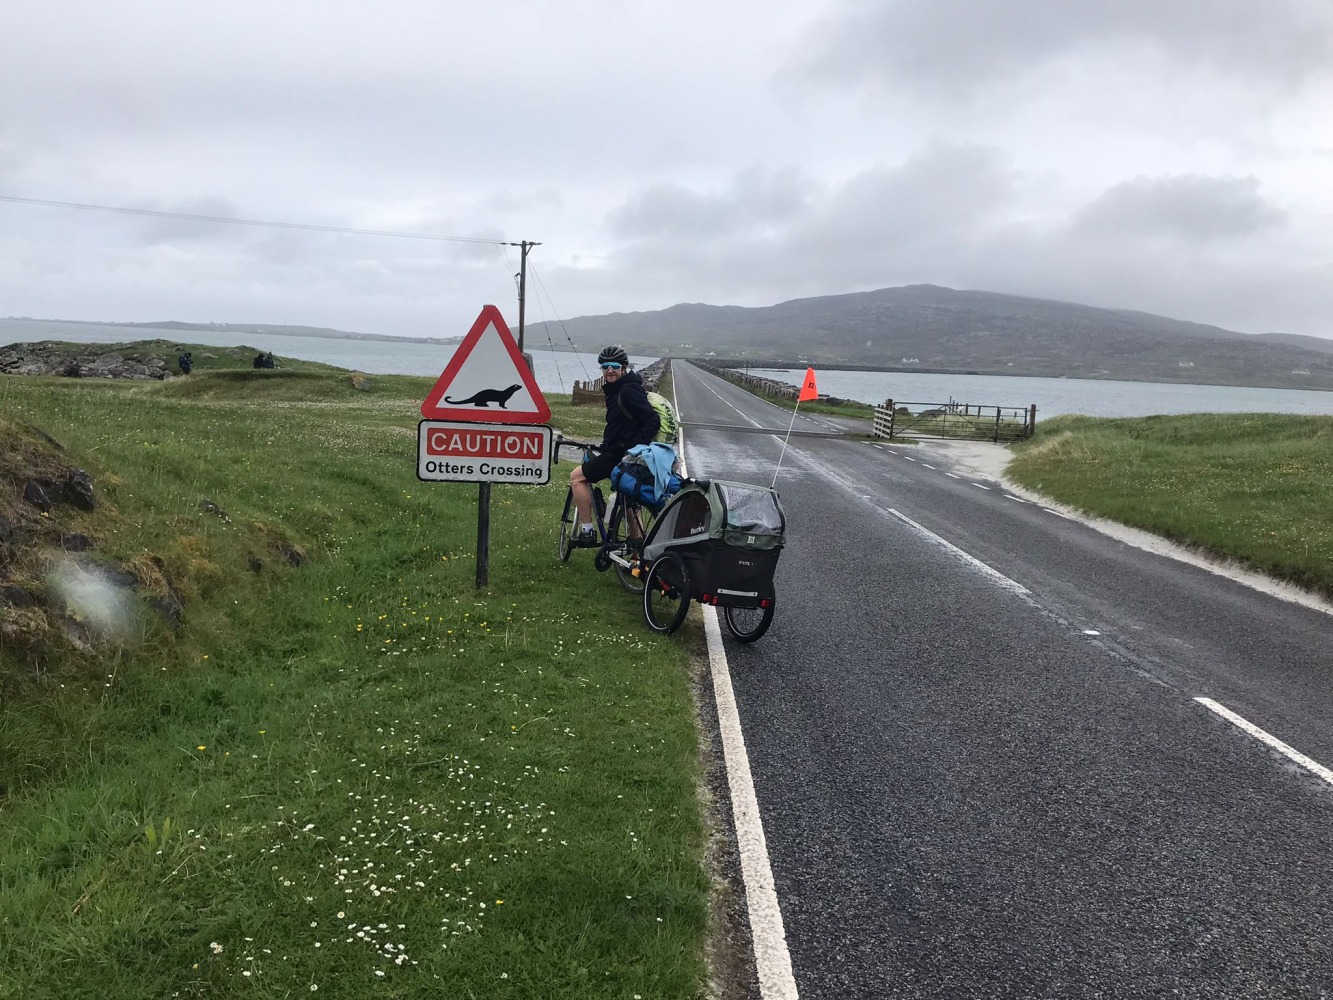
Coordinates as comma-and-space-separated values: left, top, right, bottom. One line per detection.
611, 443, 682, 510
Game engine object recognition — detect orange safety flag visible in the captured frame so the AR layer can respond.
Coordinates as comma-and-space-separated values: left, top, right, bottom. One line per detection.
798, 367, 819, 402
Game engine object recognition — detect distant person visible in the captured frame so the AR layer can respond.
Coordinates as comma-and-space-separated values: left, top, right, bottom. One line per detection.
262, 352, 276, 369
568, 345, 660, 547
178, 351, 192, 375
253, 352, 265, 369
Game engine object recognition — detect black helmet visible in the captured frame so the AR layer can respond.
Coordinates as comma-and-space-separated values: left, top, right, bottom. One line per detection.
597, 344, 629, 367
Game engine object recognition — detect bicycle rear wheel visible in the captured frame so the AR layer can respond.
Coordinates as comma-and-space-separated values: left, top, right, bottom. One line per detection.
557, 487, 577, 562
643, 553, 691, 634
722, 601, 774, 643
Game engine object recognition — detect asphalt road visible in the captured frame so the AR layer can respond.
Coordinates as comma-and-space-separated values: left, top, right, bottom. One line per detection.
671, 361, 1333, 1000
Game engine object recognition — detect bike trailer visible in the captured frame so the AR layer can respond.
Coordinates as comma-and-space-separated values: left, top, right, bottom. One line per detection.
640, 479, 786, 607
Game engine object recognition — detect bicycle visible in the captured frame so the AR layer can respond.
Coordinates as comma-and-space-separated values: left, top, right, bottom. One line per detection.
555, 438, 654, 593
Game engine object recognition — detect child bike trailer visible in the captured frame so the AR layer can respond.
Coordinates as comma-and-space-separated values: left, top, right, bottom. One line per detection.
639, 478, 786, 642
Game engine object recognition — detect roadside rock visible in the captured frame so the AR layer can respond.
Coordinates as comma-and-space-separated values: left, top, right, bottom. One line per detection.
1, 584, 37, 607
23, 481, 52, 512
0, 342, 174, 379
62, 469, 96, 510
60, 533, 93, 552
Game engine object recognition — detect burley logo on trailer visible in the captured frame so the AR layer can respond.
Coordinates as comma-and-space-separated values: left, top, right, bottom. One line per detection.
420, 305, 551, 424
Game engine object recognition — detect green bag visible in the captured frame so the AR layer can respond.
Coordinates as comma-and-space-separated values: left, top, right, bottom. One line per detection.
618, 390, 679, 445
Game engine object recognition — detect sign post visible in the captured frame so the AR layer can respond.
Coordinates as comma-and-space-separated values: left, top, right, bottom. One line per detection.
419, 305, 552, 587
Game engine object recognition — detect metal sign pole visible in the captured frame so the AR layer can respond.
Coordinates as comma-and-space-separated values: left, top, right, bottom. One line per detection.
476, 481, 491, 588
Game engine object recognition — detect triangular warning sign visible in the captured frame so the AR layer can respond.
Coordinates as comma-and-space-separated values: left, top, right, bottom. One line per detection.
420, 305, 551, 424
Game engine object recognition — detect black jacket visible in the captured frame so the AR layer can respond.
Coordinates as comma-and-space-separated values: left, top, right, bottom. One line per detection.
601, 370, 660, 457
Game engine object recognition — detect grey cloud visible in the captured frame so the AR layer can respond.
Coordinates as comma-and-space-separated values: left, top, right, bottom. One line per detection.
572, 149, 1329, 337
132, 196, 245, 245
603, 144, 1017, 276
573, 144, 1021, 312
1072, 174, 1286, 241
799, 0, 1333, 97
807, 144, 1017, 248
606, 167, 814, 240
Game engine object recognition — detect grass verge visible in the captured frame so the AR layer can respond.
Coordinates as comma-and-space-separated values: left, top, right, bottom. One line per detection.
0, 361, 709, 998
1007, 412, 1333, 600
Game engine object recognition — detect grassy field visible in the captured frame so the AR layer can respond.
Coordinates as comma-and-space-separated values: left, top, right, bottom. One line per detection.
1007, 412, 1333, 600
0, 358, 710, 998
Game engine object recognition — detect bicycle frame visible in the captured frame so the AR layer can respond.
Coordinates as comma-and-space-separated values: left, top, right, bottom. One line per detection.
556, 436, 652, 590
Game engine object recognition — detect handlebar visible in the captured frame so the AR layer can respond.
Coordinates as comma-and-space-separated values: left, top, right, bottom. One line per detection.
553, 436, 600, 459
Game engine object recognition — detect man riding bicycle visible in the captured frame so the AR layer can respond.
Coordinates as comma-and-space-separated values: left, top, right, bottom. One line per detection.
569, 345, 660, 547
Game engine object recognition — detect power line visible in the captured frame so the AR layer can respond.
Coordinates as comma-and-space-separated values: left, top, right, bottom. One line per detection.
0, 194, 527, 246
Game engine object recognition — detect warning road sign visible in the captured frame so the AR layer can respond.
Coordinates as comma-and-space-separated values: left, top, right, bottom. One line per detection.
417, 420, 553, 484
420, 305, 551, 424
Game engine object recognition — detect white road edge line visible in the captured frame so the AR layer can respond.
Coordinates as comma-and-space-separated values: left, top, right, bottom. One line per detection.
674, 371, 800, 1000
945, 473, 961, 480
703, 608, 800, 999
1194, 698, 1333, 787
887, 508, 1030, 596
921, 463, 936, 470
971, 482, 991, 490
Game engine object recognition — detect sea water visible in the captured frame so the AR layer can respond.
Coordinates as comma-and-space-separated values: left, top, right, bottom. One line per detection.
3, 318, 1330, 418
0, 318, 643, 395
749, 367, 1333, 419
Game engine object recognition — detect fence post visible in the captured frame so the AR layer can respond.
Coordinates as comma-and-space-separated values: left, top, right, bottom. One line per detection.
993, 407, 1002, 442
887, 398, 895, 439
1028, 404, 1037, 438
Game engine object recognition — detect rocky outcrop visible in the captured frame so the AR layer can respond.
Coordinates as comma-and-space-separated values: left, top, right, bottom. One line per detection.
1, 342, 174, 379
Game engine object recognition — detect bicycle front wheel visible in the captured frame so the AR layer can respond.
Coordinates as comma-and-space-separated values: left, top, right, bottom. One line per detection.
722, 601, 774, 643
643, 553, 691, 634
557, 488, 577, 562
611, 501, 651, 594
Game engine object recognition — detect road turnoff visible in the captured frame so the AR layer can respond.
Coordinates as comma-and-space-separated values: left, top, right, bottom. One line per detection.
671, 361, 1333, 1000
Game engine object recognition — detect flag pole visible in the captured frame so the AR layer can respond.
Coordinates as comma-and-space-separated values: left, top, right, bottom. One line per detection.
771, 400, 802, 488
772, 368, 817, 488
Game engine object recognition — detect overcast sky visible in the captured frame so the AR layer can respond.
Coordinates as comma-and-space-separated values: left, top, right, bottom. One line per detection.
2, 0, 1331, 341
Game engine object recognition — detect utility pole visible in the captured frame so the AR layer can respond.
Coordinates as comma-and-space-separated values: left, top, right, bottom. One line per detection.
514, 239, 540, 352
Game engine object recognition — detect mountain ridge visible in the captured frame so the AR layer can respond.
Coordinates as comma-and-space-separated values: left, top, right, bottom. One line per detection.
529, 284, 1333, 391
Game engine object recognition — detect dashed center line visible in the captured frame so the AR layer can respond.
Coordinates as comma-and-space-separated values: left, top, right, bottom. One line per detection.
873, 443, 1076, 522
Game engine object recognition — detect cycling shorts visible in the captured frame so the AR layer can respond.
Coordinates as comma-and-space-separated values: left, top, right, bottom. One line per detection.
581, 450, 621, 484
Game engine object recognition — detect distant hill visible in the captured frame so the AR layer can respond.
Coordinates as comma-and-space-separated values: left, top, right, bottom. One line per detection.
528, 285, 1333, 391
2, 317, 459, 346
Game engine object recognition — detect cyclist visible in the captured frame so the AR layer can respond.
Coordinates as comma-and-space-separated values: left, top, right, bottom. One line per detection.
569, 345, 660, 546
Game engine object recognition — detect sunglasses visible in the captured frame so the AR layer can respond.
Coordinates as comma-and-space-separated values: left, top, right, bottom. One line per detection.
600, 362, 623, 371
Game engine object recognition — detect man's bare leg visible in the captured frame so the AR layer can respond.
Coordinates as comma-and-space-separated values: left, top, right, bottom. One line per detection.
570, 466, 595, 527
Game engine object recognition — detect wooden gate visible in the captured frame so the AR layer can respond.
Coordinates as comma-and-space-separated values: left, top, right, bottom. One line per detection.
873, 399, 1036, 443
